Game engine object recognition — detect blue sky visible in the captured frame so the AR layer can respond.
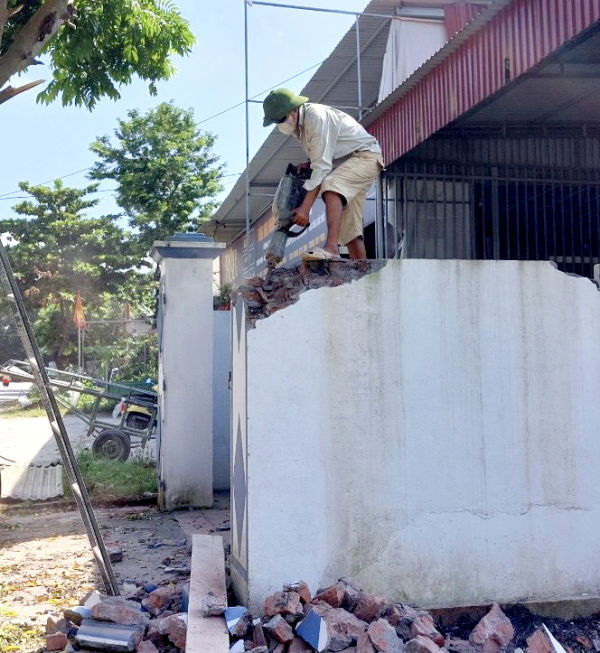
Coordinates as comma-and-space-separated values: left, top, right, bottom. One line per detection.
0, 0, 368, 222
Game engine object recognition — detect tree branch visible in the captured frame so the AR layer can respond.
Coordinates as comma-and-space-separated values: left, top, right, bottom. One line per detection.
0, 78, 43, 104
0, 0, 74, 90
0, 0, 10, 50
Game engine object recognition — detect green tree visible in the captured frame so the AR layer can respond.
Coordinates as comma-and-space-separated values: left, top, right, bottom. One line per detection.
89, 102, 223, 249
0, 0, 194, 107
0, 179, 143, 364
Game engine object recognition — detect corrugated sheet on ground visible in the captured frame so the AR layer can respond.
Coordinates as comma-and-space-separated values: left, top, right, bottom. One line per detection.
0, 463, 63, 500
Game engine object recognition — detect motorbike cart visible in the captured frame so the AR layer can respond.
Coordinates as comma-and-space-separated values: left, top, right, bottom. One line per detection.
0, 360, 157, 461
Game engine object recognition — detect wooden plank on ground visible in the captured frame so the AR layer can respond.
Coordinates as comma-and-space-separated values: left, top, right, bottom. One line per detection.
186, 534, 229, 653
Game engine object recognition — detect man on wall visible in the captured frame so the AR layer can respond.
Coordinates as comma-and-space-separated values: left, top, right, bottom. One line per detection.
263, 88, 384, 261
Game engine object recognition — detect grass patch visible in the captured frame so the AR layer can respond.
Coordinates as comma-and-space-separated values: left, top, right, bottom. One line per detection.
0, 405, 46, 418
65, 449, 157, 501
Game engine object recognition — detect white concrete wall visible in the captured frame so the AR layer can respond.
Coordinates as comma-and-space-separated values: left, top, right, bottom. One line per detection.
241, 260, 600, 612
159, 256, 215, 509
213, 311, 231, 491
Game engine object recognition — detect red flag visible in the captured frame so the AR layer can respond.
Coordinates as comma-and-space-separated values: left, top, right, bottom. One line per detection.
73, 290, 87, 330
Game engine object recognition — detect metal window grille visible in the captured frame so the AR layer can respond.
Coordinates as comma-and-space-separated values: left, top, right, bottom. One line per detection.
382, 161, 600, 281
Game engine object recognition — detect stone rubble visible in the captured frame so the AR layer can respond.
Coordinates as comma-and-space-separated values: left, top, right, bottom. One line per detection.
43, 581, 189, 653
235, 260, 387, 327
226, 580, 589, 653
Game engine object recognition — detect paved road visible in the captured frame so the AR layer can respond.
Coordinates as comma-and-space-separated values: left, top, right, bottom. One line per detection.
0, 414, 91, 465
0, 381, 32, 404
1, 411, 156, 463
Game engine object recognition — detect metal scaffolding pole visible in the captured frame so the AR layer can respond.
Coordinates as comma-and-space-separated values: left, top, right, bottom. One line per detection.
355, 14, 363, 121
0, 241, 119, 596
244, 0, 251, 268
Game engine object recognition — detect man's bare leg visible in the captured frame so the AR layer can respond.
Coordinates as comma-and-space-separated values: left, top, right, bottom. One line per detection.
346, 236, 367, 260
322, 191, 344, 256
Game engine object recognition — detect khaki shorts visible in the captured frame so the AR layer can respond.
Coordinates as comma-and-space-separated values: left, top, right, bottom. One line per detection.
321, 150, 384, 246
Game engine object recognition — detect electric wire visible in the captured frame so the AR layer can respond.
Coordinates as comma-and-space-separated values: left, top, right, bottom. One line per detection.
0, 172, 243, 201
197, 58, 324, 125
0, 58, 322, 202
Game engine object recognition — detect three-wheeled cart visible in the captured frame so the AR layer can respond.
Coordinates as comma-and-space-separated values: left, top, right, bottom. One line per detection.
0, 359, 157, 461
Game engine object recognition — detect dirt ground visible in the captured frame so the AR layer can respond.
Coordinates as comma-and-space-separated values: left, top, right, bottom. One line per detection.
0, 411, 230, 651
0, 426, 230, 653
0, 491, 230, 651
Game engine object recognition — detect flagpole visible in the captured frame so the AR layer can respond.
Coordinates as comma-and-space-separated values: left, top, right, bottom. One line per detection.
78, 327, 82, 375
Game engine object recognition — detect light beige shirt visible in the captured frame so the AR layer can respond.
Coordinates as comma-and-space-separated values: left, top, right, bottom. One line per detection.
295, 103, 382, 191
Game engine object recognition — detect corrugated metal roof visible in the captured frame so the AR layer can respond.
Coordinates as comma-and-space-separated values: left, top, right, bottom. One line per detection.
362, 0, 513, 128
367, 0, 600, 163
1, 463, 63, 500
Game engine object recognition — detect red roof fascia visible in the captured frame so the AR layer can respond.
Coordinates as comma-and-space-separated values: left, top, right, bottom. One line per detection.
369, 0, 600, 166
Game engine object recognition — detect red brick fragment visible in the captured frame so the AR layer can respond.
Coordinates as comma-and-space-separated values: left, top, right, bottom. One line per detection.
142, 586, 175, 616
410, 613, 445, 647
386, 603, 421, 626
406, 635, 444, 653
46, 615, 69, 634
315, 602, 368, 638
46, 632, 68, 651
264, 613, 295, 643
137, 641, 160, 653
253, 619, 268, 647
166, 613, 187, 649
526, 628, 556, 653
339, 577, 364, 612
264, 590, 304, 618
368, 618, 404, 652
315, 583, 346, 608
357, 629, 377, 653
353, 594, 387, 623
284, 580, 312, 604
469, 603, 514, 653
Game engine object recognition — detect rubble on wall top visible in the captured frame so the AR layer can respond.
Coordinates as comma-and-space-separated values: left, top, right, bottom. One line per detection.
235, 260, 387, 327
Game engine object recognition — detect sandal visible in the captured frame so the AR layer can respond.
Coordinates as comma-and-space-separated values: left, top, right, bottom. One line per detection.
302, 247, 342, 262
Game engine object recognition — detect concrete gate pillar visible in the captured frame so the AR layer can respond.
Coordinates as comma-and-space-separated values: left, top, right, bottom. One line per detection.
151, 233, 225, 510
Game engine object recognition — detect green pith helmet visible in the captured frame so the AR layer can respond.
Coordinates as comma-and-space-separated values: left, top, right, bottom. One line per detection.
263, 88, 308, 127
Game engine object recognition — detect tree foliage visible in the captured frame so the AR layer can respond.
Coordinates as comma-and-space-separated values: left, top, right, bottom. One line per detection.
0, 180, 145, 363
0, 0, 194, 107
89, 102, 223, 249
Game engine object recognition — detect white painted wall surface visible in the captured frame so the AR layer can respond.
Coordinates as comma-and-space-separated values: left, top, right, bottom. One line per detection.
242, 260, 600, 612
159, 256, 215, 509
213, 310, 231, 491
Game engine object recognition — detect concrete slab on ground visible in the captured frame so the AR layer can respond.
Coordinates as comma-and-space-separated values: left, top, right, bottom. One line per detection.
187, 534, 229, 653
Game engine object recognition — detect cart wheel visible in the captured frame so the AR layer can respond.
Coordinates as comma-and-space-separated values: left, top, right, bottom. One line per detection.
125, 413, 152, 431
92, 429, 131, 461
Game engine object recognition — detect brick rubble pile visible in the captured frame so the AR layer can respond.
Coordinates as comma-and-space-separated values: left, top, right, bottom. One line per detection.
236, 260, 387, 327
225, 578, 585, 653
43, 582, 189, 652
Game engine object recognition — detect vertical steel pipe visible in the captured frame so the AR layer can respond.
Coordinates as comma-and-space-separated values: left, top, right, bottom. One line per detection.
244, 0, 251, 262
355, 14, 362, 119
